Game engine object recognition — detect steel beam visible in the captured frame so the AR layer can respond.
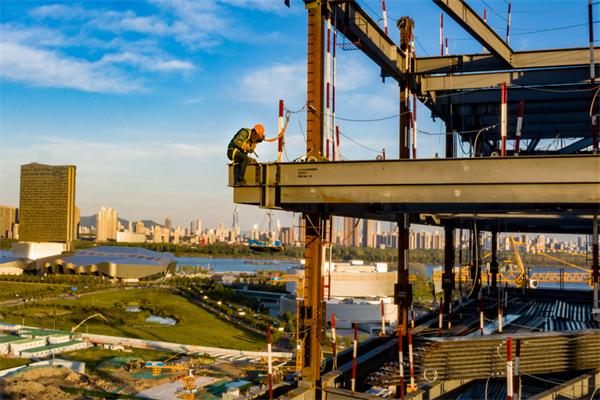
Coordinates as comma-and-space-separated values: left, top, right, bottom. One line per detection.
558, 136, 592, 154
415, 47, 600, 74
443, 226, 454, 314
330, 0, 405, 81
433, 0, 512, 66
302, 0, 325, 389
396, 214, 411, 336
434, 87, 589, 106
230, 156, 600, 211
306, 0, 324, 159
422, 66, 598, 92
399, 17, 413, 159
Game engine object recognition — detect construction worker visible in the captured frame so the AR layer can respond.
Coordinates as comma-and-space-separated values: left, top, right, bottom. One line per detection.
227, 124, 265, 186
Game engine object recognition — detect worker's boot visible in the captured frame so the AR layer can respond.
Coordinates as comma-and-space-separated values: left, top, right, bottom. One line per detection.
233, 165, 241, 186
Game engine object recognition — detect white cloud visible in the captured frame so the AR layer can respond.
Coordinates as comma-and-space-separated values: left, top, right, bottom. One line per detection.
240, 62, 306, 106
0, 134, 226, 223
29, 4, 87, 20
182, 96, 203, 105
100, 52, 195, 72
0, 42, 142, 94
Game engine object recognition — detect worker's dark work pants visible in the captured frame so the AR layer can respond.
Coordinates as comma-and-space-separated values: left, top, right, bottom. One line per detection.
227, 148, 255, 184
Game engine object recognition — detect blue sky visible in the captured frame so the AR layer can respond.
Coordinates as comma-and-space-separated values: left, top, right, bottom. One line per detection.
0, 0, 596, 230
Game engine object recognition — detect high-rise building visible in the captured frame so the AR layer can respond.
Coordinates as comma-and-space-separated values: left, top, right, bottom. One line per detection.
343, 217, 361, 247
0, 206, 18, 239
74, 206, 80, 240
165, 217, 172, 232
96, 207, 117, 242
232, 207, 239, 231
135, 220, 145, 234
190, 219, 202, 236
362, 219, 375, 248
18, 163, 76, 250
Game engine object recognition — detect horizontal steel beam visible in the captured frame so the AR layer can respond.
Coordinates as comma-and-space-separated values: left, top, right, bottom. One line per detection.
434, 0, 512, 65
422, 66, 599, 91
229, 156, 600, 220
434, 87, 589, 105
416, 47, 600, 74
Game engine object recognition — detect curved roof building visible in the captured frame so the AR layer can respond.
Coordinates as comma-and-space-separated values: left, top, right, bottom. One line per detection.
32, 246, 175, 281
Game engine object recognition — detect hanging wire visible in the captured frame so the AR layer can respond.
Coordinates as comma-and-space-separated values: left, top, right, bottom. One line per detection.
415, 36, 430, 56
480, 0, 508, 21
337, 129, 384, 154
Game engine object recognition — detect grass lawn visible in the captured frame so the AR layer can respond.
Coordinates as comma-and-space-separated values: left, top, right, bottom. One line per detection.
0, 358, 29, 370
1, 289, 264, 351
0, 281, 70, 302
62, 347, 174, 372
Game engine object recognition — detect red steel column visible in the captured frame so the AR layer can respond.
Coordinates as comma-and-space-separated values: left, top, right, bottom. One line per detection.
380, 299, 386, 336
438, 297, 443, 336
335, 125, 340, 161
589, 0, 598, 153
507, 337, 514, 400
267, 323, 273, 400
593, 215, 599, 319
325, 15, 331, 160
479, 290, 484, 335
412, 93, 418, 159
483, 8, 487, 54
397, 326, 405, 399
439, 13, 444, 56
331, 313, 337, 369
514, 339, 521, 400
278, 100, 284, 162
351, 321, 358, 392
408, 328, 415, 392
381, 0, 388, 35
501, 83, 508, 156
498, 290, 503, 333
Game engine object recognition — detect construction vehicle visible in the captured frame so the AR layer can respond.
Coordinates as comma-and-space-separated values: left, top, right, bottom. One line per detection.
144, 352, 187, 376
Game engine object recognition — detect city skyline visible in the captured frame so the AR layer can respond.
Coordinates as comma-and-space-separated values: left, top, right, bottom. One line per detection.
1, 1, 595, 228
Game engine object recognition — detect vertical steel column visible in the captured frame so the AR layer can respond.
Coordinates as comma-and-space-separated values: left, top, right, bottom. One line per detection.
506, 337, 514, 400
267, 323, 273, 400
398, 17, 413, 159
490, 231, 499, 289
395, 214, 411, 336
306, 0, 324, 159
500, 83, 508, 157
443, 226, 454, 314
301, 214, 325, 385
397, 325, 405, 399
593, 214, 599, 320
331, 313, 337, 369
302, 1, 325, 388
589, 0, 598, 154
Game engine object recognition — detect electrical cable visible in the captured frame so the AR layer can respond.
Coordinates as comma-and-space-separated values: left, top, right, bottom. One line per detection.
480, 0, 508, 21
337, 129, 382, 154
415, 36, 430, 56
450, 20, 600, 41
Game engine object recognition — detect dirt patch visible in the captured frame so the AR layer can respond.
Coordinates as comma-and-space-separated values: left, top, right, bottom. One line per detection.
0, 366, 96, 400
